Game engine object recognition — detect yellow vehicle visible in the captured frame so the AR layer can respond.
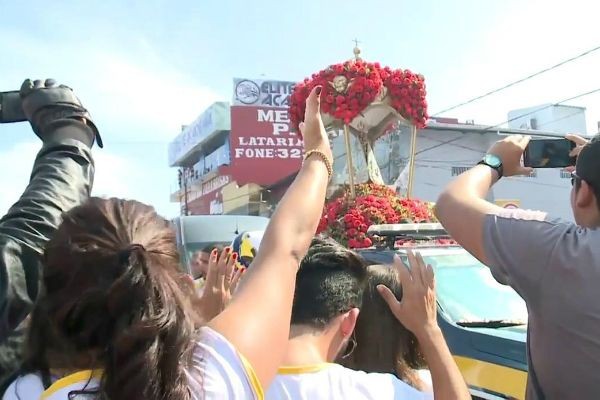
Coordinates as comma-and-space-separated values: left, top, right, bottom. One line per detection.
359, 224, 528, 400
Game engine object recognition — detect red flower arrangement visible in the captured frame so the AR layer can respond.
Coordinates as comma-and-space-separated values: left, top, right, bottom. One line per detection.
289, 59, 428, 135
316, 184, 438, 249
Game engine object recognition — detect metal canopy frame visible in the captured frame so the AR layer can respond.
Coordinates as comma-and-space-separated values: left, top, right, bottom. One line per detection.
367, 223, 452, 249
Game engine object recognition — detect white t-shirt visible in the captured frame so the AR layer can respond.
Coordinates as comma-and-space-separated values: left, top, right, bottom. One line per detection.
187, 327, 262, 399
265, 363, 433, 400
417, 369, 433, 392
3, 327, 261, 400
3, 370, 101, 400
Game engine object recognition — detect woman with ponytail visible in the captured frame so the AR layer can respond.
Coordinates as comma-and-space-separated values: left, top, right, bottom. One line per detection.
3, 198, 202, 399
2, 86, 332, 399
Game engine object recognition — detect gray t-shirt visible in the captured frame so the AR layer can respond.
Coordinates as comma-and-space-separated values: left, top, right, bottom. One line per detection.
484, 209, 600, 400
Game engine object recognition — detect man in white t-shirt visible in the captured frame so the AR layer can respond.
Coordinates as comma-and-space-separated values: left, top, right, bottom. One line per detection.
265, 237, 470, 400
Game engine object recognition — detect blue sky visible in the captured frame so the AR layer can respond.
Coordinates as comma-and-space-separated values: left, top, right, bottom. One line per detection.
2, 0, 600, 217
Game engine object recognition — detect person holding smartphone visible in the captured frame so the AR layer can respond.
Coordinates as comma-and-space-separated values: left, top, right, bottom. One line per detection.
0, 79, 100, 383
434, 133, 600, 399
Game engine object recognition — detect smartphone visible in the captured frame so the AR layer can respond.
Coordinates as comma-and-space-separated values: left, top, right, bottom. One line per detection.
523, 139, 576, 168
0, 91, 26, 123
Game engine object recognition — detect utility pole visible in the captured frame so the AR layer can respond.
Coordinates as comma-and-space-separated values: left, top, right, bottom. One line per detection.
183, 168, 189, 216
178, 167, 193, 216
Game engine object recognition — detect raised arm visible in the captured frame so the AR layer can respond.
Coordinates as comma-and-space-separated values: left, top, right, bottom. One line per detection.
378, 252, 470, 400
0, 79, 98, 339
434, 135, 533, 264
436, 134, 597, 304
209, 86, 331, 387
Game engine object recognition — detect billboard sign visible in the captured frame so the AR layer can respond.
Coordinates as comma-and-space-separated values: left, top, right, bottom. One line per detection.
168, 102, 231, 166
202, 175, 230, 196
185, 174, 230, 215
229, 105, 303, 186
233, 78, 295, 107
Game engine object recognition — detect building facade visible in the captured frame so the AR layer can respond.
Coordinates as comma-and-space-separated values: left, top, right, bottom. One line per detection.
507, 104, 586, 134
169, 78, 300, 217
169, 80, 588, 221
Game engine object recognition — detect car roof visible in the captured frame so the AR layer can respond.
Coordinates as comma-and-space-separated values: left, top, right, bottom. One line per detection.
358, 245, 468, 263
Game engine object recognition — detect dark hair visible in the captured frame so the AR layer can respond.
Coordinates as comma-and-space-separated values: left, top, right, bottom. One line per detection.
342, 264, 427, 390
291, 236, 367, 328
20, 198, 200, 400
201, 243, 223, 254
576, 134, 600, 210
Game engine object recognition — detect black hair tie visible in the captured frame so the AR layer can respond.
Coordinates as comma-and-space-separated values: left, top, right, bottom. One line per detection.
129, 243, 146, 253
118, 243, 146, 264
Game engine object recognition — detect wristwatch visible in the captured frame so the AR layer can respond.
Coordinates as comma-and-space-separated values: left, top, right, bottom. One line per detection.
477, 154, 503, 179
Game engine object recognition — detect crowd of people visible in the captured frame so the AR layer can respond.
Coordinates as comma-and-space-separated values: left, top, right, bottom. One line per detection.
0, 78, 597, 399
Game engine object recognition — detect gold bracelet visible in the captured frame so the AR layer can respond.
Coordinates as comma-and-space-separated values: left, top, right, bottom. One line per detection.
303, 149, 333, 180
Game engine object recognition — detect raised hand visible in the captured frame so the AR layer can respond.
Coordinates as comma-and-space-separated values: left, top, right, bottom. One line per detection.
377, 251, 437, 336
20, 78, 102, 147
378, 252, 470, 399
198, 248, 244, 321
299, 86, 333, 163
564, 133, 589, 173
487, 135, 533, 177
206, 84, 331, 388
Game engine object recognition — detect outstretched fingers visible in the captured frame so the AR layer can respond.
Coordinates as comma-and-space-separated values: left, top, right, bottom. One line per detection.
204, 249, 220, 288
223, 251, 238, 290
216, 248, 231, 288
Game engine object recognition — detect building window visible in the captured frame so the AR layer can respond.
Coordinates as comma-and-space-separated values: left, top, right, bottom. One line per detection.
451, 166, 470, 176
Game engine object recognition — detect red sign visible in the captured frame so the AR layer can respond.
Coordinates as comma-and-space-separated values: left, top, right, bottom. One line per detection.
201, 175, 230, 196
188, 174, 230, 215
188, 189, 221, 215
229, 106, 303, 186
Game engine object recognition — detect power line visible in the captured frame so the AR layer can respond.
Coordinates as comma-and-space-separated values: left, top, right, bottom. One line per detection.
414, 136, 464, 156
411, 100, 595, 159
536, 109, 585, 129
484, 87, 600, 131
433, 44, 600, 116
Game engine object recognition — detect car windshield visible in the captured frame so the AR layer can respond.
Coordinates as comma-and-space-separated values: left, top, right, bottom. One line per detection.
403, 250, 528, 325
